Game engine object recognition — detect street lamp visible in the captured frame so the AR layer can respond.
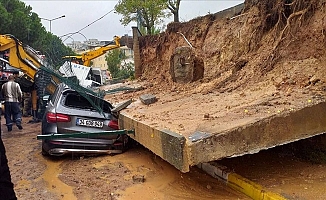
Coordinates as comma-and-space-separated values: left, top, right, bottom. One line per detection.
40, 15, 65, 33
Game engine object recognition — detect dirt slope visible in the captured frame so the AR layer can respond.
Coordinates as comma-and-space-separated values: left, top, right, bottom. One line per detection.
106, 0, 326, 141
138, 0, 326, 90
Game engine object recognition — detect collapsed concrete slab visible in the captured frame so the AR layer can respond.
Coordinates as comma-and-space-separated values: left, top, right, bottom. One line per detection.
188, 101, 326, 166
118, 99, 326, 172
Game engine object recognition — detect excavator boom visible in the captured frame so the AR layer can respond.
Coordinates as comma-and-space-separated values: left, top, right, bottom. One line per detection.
1, 34, 109, 122
0, 34, 43, 85
63, 36, 121, 67
0, 34, 59, 122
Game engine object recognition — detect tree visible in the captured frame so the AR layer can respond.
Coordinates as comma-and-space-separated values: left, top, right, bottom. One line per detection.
119, 61, 135, 80
167, 0, 181, 22
106, 49, 134, 80
0, 0, 74, 68
106, 49, 122, 79
0, 0, 42, 43
0, 4, 11, 33
115, 0, 170, 35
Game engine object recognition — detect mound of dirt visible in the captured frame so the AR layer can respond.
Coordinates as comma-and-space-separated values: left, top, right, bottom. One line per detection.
105, 0, 326, 138
137, 0, 325, 92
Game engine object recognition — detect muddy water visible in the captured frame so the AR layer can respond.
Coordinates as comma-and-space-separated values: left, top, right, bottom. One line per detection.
90, 145, 249, 200
40, 146, 249, 200
2, 119, 247, 200
40, 156, 76, 200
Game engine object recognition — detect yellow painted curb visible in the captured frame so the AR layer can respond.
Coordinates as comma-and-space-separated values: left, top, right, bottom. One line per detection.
197, 163, 286, 200
227, 173, 286, 200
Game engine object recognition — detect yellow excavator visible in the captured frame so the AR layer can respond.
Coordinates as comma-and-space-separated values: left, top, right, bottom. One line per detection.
62, 36, 121, 67
0, 34, 60, 122
1, 34, 120, 122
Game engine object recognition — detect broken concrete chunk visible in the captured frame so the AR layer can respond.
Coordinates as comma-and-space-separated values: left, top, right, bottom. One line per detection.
112, 99, 132, 113
139, 94, 157, 105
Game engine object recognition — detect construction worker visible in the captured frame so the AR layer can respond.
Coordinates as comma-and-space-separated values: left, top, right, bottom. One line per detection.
1, 75, 23, 131
12, 71, 19, 79
11, 71, 31, 117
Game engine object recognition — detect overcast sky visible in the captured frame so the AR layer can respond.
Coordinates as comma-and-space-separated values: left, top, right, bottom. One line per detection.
21, 0, 244, 43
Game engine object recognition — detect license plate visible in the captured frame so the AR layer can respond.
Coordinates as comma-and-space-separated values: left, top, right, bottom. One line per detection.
76, 118, 104, 128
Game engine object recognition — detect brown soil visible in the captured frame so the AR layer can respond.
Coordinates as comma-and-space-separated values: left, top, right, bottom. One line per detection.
3, 0, 326, 199
105, 0, 326, 154
2, 113, 326, 199
103, 0, 326, 198
1, 118, 249, 200
219, 137, 326, 200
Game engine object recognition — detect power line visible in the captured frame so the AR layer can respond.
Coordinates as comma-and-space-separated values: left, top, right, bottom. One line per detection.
61, 8, 115, 42
77, 9, 115, 33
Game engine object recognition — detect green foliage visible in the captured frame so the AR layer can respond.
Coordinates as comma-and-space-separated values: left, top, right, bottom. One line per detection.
119, 61, 135, 80
41, 33, 75, 68
106, 49, 134, 80
0, 0, 74, 68
0, 0, 41, 43
106, 49, 122, 78
0, 4, 11, 32
115, 0, 170, 35
138, 25, 163, 36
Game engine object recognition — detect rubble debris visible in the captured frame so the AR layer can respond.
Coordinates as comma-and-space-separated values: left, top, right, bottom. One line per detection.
139, 94, 157, 105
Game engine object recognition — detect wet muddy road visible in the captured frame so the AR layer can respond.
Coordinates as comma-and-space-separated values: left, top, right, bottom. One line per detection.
1, 118, 249, 200
3, 117, 326, 200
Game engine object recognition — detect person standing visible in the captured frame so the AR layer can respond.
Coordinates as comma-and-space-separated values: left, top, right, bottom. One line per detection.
12, 71, 19, 79
0, 87, 17, 200
1, 75, 23, 132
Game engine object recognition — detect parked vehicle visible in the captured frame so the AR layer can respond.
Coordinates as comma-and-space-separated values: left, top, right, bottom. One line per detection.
41, 83, 130, 156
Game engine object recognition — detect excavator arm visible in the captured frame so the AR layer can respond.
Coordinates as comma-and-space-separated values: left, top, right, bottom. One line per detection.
1, 34, 114, 122
0, 34, 57, 122
63, 36, 121, 67
0, 34, 42, 85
